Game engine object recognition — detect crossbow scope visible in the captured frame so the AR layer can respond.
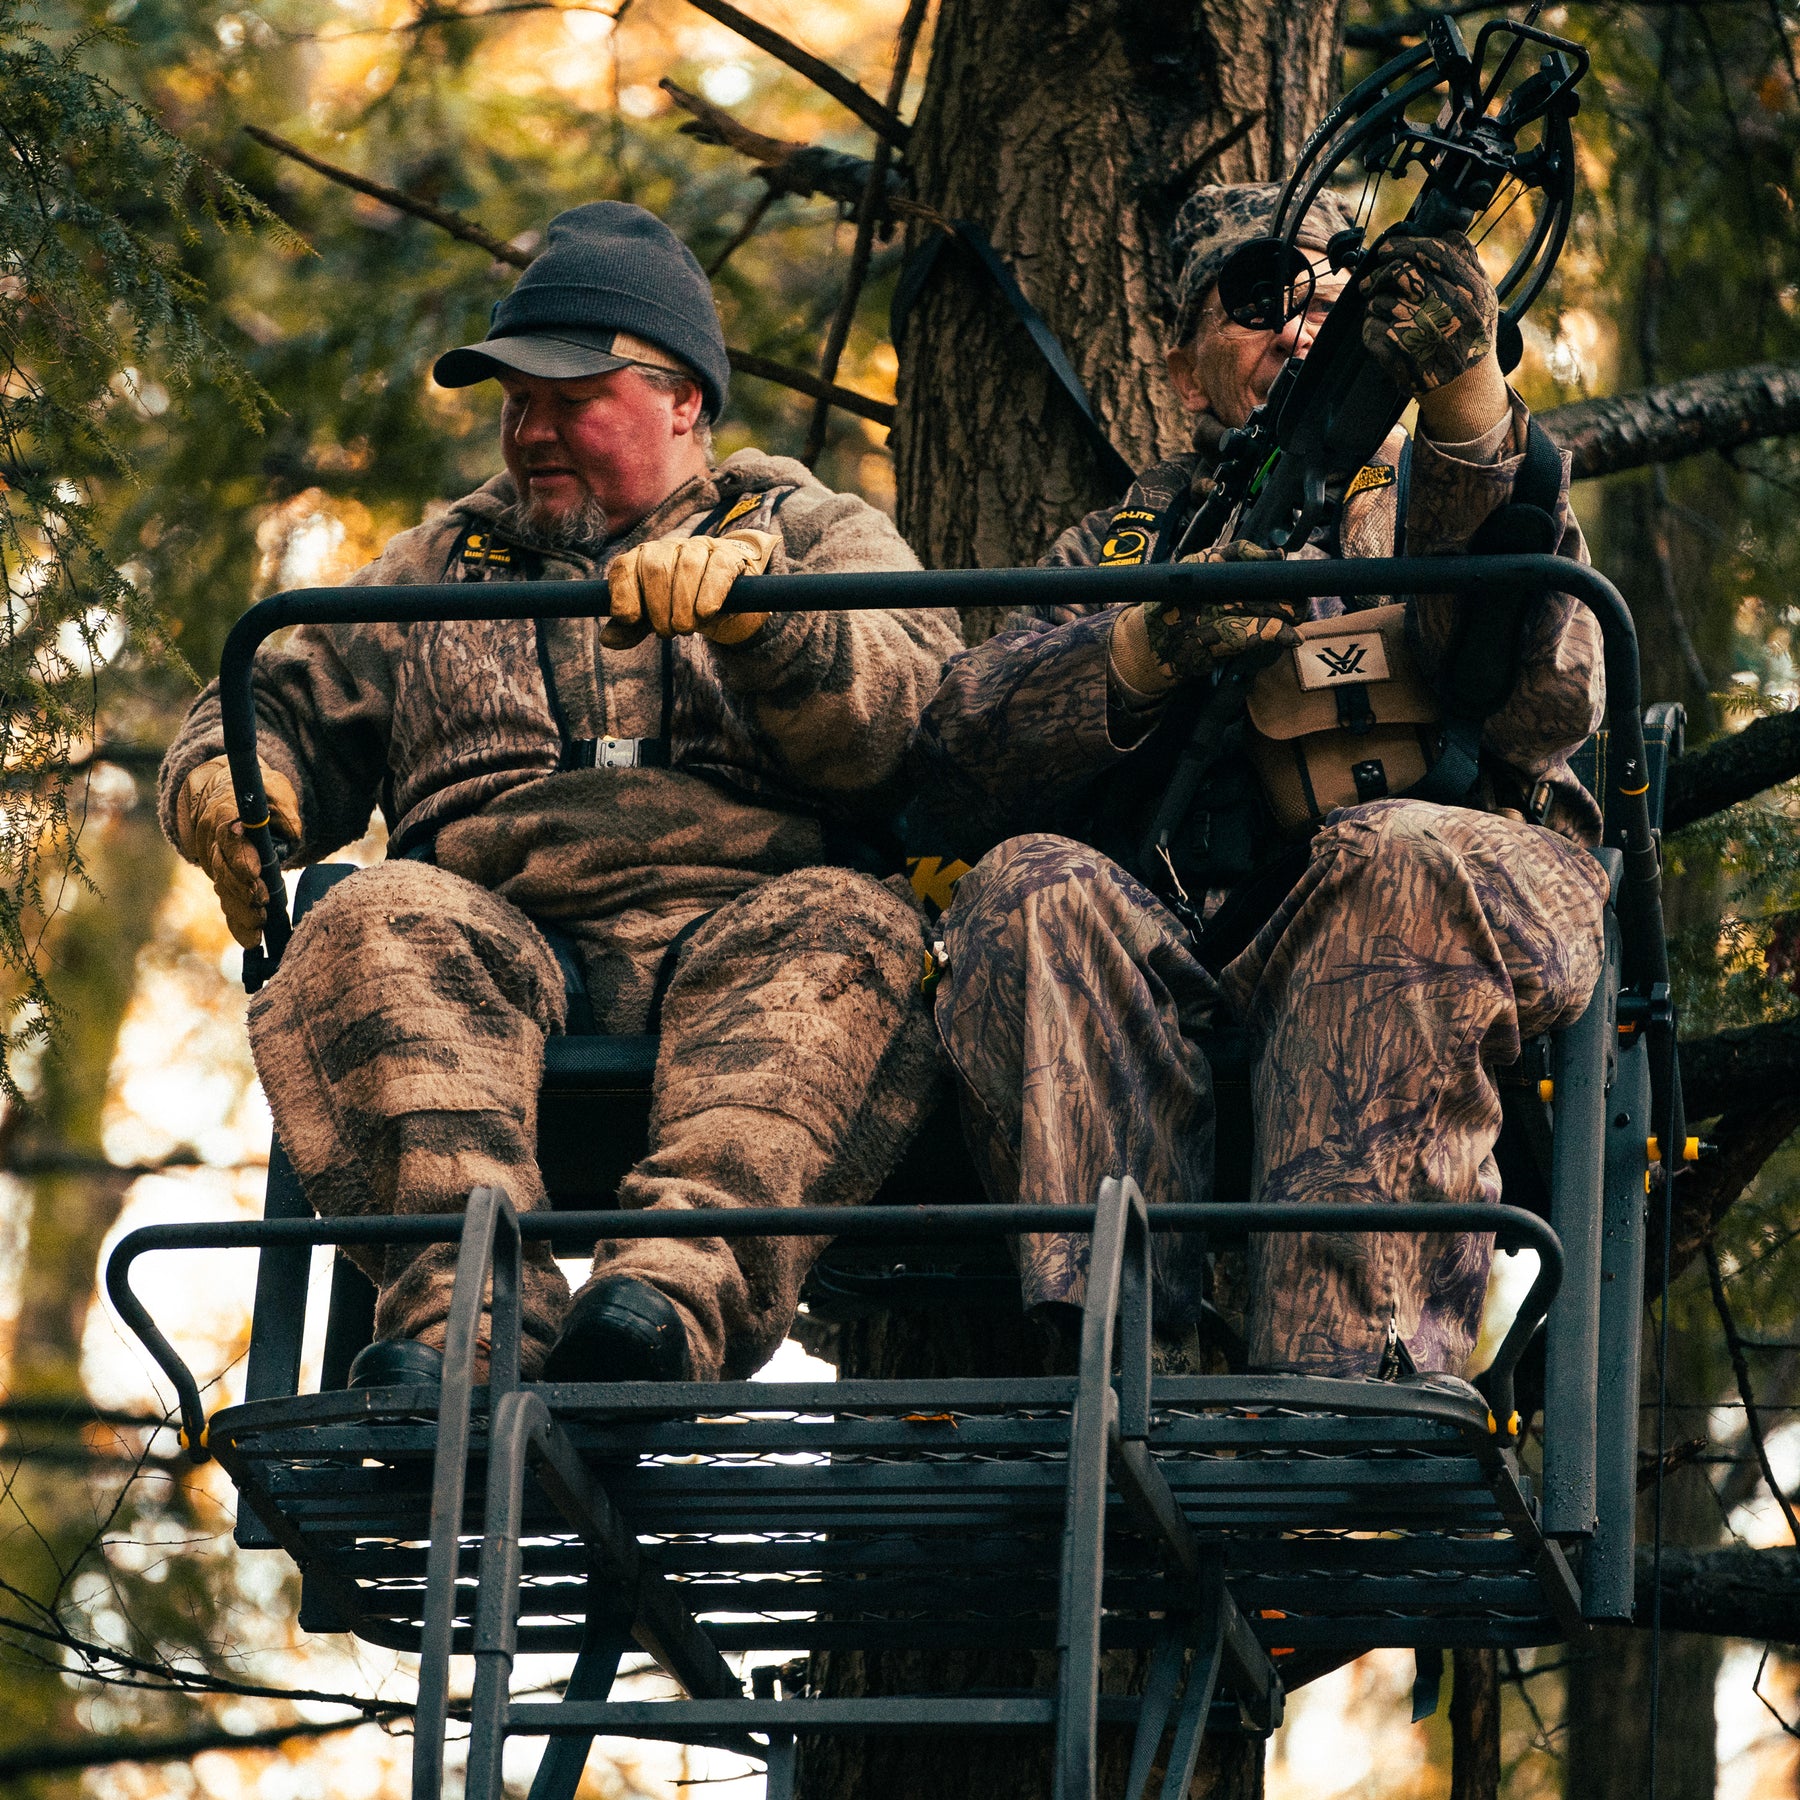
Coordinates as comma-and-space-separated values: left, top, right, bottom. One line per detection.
1175, 6, 1588, 558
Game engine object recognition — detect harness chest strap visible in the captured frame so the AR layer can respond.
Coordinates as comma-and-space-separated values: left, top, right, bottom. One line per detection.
455, 484, 797, 774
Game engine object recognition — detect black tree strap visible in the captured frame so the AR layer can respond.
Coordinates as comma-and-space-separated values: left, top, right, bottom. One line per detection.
892, 218, 1136, 492
1410, 417, 1565, 805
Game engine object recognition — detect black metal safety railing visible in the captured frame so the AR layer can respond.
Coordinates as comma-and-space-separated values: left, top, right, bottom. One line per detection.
108, 1201, 1563, 1468
140, 547, 1674, 1797
219, 555, 1667, 998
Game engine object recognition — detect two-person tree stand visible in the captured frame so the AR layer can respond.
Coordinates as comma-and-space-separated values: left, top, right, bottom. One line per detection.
912, 181, 1610, 1380
161, 202, 959, 1388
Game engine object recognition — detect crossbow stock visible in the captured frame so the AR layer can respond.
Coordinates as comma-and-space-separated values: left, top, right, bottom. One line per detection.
1175, 5, 1589, 558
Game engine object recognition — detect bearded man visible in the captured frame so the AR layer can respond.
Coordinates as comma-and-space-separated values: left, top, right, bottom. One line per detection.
910, 183, 1608, 1380
161, 202, 959, 1387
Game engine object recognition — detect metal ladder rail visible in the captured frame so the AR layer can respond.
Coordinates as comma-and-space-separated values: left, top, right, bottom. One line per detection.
1065, 1177, 1282, 1800
417, 1188, 745, 1800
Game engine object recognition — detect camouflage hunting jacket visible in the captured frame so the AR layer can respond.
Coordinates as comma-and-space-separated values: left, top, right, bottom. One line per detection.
910, 394, 1606, 869
161, 451, 959, 924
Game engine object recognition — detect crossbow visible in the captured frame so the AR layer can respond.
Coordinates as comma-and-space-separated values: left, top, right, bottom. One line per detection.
1174, 5, 1588, 557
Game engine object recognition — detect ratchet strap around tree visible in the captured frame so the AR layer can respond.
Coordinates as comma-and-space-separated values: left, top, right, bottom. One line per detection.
892, 218, 1136, 493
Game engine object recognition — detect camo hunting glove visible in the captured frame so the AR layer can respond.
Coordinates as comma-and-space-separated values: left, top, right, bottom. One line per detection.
602, 528, 779, 650
1359, 230, 1498, 397
1144, 539, 1302, 681
175, 753, 302, 948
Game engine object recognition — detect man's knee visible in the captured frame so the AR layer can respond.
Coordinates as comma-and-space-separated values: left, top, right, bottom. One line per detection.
946, 833, 1150, 958
278, 859, 564, 1029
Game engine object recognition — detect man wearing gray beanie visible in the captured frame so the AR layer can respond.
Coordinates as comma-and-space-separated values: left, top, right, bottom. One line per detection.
911, 182, 1610, 1386
160, 200, 960, 1388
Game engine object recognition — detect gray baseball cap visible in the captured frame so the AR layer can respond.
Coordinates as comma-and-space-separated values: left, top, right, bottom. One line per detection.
434, 326, 690, 388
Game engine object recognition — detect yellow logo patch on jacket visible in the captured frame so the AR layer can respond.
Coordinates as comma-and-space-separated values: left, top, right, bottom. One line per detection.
1346, 463, 1397, 500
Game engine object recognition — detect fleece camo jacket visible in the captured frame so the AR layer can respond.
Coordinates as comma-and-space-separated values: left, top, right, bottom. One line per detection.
160, 450, 960, 927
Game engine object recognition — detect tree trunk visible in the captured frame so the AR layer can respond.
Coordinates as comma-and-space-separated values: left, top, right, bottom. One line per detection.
1565, 1327, 1722, 1800
813, 5, 1345, 1795
892, 0, 1346, 581
1450, 1650, 1499, 1800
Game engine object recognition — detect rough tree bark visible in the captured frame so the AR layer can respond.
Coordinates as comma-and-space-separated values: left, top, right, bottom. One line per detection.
1663, 707, 1800, 831
1540, 360, 1800, 482
892, 0, 1346, 578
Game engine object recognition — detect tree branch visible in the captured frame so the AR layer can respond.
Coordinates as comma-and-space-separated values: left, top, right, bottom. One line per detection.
1347, 0, 1762, 51
1664, 1092, 1800, 1293
0, 1713, 390, 1779
1635, 1545, 1800, 1643
245, 125, 528, 266
679, 0, 905, 143
802, 0, 929, 463
660, 78, 902, 213
1681, 1017, 1800, 1121
1541, 361, 1800, 481
1665, 707, 1800, 829
245, 125, 895, 426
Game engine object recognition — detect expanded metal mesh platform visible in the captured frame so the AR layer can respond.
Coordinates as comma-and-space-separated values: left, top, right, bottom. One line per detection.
214, 1371, 1576, 1664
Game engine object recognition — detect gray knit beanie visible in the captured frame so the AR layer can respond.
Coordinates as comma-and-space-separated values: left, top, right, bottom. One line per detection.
434, 202, 731, 419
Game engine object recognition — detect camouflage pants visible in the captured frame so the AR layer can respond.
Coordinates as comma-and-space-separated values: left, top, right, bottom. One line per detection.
248, 859, 938, 1379
937, 800, 1609, 1376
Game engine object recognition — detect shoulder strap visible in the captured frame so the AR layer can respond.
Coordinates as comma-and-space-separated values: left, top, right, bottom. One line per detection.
1409, 418, 1565, 805
892, 220, 1135, 493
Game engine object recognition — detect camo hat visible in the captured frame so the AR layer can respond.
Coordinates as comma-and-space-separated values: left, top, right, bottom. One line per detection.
1170, 182, 1356, 344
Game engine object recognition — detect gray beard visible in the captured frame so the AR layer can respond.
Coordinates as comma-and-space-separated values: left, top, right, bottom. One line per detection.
499, 490, 611, 553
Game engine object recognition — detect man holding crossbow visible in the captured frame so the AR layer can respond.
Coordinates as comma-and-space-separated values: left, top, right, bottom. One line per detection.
912, 181, 1609, 1380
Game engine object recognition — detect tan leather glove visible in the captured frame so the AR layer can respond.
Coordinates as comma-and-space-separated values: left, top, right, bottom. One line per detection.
174, 754, 302, 948
601, 528, 779, 650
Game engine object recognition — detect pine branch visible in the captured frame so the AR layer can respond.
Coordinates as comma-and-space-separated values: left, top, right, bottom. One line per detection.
678, 0, 905, 143
1541, 361, 1800, 481
244, 124, 895, 425
1664, 707, 1800, 829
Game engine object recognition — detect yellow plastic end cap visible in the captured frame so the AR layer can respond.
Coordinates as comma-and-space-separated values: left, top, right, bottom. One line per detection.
1507, 1411, 1521, 1438
1537, 1078, 1554, 1103
1683, 1136, 1701, 1163
1647, 1136, 1662, 1163
1486, 1411, 1498, 1434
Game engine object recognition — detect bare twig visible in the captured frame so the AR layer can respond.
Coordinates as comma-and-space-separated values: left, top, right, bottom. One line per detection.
727, 350, 894, 426
679, 0, 905, 143
661, 79, 927, 220
1637, 1436, 1708, 1492
246, 124, 894, 423
0, 1714, 396, 1780
704, 186, 774, 276
802, 0, 929, 464
245, 125, 528, 266
1706, 1243, 1800, 1544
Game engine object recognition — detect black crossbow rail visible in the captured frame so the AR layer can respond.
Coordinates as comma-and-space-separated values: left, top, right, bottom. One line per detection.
103, 552, 1679, 1798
